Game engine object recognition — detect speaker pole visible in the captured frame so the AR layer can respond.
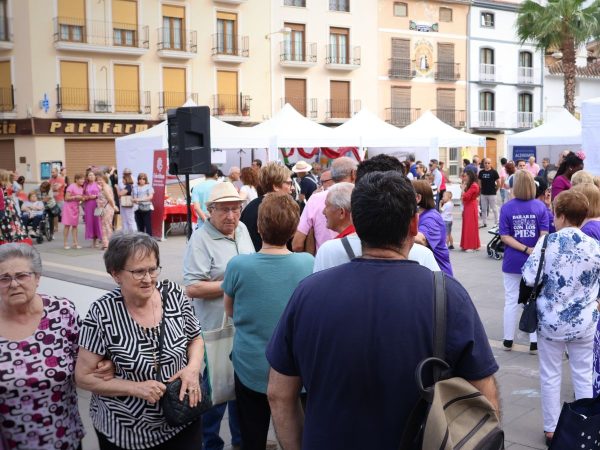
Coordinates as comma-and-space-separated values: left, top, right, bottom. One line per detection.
185, 174, 192, 240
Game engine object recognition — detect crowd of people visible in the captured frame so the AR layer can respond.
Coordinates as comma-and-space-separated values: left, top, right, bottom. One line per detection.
1, 150, 600, 450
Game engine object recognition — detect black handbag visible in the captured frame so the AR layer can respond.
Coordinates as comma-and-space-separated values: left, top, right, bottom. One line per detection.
518, 235, 549, 333
156, 280, 212, 427
550, 396, 600, 449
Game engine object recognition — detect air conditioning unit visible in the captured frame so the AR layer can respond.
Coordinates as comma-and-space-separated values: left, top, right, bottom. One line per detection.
95, 100, 110, 113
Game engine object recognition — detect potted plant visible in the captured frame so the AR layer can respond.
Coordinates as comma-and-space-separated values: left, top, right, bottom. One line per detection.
241, 104, 250, 116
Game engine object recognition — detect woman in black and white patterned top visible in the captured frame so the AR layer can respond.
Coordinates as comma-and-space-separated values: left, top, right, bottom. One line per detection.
75, 232, 204, 450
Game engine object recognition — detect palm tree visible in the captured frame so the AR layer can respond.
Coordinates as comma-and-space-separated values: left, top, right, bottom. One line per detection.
516, 0, 600, 114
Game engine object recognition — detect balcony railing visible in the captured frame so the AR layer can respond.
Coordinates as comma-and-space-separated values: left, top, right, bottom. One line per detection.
56, 86, 150, 114
388, 58, 414, 79
212, 94, 252, 117
284, 0, 306, 6
281, 97, 318, 119
53, 17, 149, 49
0, 18, 13, 43
157, 28, 197, 53
325, 45, 361, 66
434, 62, 460, 81
0, 85, 14, 112
386, 108, 421, 127
518, 66, 534, 84
432, 109, 466, 128
211, 34, 249, 57
326, 99, 361, 119
280, 42, 317, 63
479, 63, 496, 82
477, 110, 496, 127
516, 111, 542, 129
159, 92, 198, 115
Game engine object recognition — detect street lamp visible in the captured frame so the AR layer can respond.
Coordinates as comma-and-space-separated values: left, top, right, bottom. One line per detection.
265, 27, 292, 116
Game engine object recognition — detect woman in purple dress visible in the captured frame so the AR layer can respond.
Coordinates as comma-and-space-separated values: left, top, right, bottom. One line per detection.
551, 151, 584, 200
83, 171, 102, 248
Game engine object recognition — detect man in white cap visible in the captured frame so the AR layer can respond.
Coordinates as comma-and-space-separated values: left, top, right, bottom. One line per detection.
183, 181, 254, 450
292, 160, 318, 204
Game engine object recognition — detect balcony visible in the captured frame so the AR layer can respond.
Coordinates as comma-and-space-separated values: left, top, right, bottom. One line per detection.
517, 66, 535, 85
281, 97, 318, 119
56, 86, 150, 117
157, 29, 197, 59
515, 111, 542, 129
212, 94, 252, 122
280, 42, 317, 68
388, 58, 414, 79
472, 110, 497, 129
0, 85, 15, 114
386, 108, 421, 127
211, 34, 249, 63
53, 17, 149, 55
434, 62, 460, 81
325, 45, 361, 70
325, 99, 361, 123
159, 92, 198, 115
0, 18, 13, 50
479, 63, 497, 83
432, 109, 466, 128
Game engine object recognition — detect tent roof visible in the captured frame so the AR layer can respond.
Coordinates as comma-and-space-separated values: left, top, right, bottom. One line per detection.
399, 111, 485, 148
332, 108, 431, 147
507, 108, 581, 146
253, 103, 358, 147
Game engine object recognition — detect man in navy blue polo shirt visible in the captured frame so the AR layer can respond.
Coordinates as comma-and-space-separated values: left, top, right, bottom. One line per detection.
266, 171, 499, 450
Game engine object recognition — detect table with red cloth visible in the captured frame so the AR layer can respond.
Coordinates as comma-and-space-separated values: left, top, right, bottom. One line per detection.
163, 204, 197, 235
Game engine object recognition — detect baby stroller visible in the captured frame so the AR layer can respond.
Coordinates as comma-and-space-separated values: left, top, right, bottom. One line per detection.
486, 226, 504, 260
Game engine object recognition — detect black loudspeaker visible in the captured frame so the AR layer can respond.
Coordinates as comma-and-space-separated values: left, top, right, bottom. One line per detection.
167, 106, 211, 175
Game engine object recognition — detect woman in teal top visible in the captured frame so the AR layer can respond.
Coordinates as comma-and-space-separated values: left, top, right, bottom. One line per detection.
223, 193, 314, 450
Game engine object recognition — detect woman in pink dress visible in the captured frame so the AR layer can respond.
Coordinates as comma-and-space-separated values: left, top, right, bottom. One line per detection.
83, 171, 102, 248
62, 174, 85, 249
551, 151, 585, 200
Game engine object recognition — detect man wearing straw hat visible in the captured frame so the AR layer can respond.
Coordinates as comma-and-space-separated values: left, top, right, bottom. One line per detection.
292, 160, 319, 204
184, 181, 254, 450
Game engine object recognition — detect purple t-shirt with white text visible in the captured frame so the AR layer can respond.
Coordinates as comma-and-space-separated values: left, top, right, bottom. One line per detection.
499, 199, 550, 274
582, 220, 600, 242
419, 208, 453, 276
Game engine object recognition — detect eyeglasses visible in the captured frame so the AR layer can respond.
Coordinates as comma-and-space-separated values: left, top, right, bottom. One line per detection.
212, 206, 242, 214
0, 272, 36, 288
319, 178, 333, 185
283, 180, 293, 186
124, 266, 162, 280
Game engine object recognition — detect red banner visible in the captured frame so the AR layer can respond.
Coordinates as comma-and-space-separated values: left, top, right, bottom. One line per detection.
151, 149, 167, 239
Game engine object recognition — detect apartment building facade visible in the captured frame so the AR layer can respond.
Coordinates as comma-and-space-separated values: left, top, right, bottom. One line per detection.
467, 0, 543, 164
378, 0, 469, 178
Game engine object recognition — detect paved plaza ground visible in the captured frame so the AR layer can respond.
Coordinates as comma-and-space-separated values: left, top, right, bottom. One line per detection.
35, 209, 574, 450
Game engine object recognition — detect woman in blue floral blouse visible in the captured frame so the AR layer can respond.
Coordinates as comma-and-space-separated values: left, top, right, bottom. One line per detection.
523, 189, 600, 445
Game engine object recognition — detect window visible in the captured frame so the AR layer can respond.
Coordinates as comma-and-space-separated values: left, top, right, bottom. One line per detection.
390, 87, 411, 126
519, 51, 533, 68
330, 80, 350, 118
162, 5, 185, 50
480, 47, 494, 64
217, 70, 239, 115
112, 0, 137, 47
57, 0, 85, 42
0, 60, 12, 112
59, 61, 89, 111
448, 148, 459, 177
162, 67, 186, 111
284, 23, 306, 62
330, 0, 349, 11
284, 0, 305, 6
479, 91, 495, 111
285, 78, 307, 116
518, 92, 533, 127
439, 7, 453, 22
114, 64, 140, 113
481, 12, 494, 28
217, 12, 237, 55
394, 2, 408, 17
0, 0, 8, 42
329, 27, 349, 64
518, 93, 533, 112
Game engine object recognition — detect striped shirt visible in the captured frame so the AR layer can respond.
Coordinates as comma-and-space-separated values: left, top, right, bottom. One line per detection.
79, 281, 202, 449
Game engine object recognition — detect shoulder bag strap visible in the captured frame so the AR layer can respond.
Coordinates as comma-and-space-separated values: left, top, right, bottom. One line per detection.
530, 235, 550, 300
341, 236, 356, 260
155, 280, 169, 383
432, 271, 446, 381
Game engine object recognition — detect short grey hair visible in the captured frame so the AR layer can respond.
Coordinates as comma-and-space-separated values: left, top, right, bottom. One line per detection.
331, 157, 358, 182
0, 243, 42, 274
326, 182, 354, 212
104, 231, 160, 274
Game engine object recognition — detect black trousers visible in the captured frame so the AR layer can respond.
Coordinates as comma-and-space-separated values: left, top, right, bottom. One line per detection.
95, 420, 202, 450
134, 209, 152, 235
234, 373, 271, 450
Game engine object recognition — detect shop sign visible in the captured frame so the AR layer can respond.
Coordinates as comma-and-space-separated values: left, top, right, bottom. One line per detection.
32, 119, 160, 136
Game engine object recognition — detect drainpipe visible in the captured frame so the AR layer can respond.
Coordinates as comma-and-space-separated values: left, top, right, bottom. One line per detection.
540, 49, 544, 121
466, 4, 471, 133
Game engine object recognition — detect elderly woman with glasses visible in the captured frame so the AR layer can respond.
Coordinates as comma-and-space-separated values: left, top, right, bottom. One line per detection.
76, 232, 205, 449
0, 243, 112, 450
184, 182, 255, 450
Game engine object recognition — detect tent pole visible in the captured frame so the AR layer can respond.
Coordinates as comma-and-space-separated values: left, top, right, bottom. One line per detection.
186, 174, 192, 241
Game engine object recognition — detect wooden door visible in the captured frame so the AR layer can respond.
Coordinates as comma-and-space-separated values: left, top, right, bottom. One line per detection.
285, 78, 307, 116
330, 80, 350, 118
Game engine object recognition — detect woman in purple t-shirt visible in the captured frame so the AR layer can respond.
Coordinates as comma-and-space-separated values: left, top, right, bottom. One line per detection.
412, 180, 453, 276
574, 183, 600, 242
499, 171, 550, 353
551, 151, 584, 200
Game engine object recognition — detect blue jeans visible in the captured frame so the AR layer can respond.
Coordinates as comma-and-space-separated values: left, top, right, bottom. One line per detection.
202, 401, 241, 450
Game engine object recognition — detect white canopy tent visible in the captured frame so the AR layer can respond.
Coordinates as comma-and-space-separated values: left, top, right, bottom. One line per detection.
507, 107, 582, 163
332, 108, 437, 162
253, 104, 359, 161
582, 97, 600, 175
